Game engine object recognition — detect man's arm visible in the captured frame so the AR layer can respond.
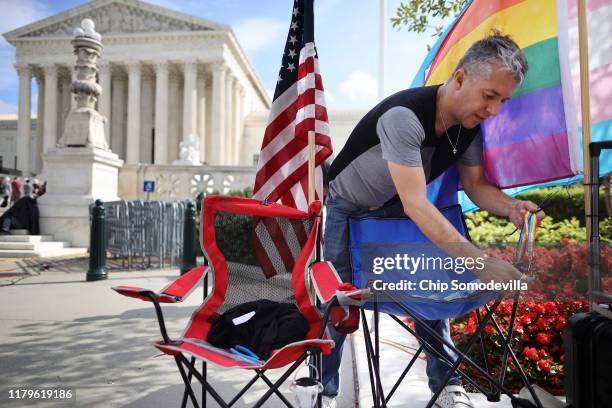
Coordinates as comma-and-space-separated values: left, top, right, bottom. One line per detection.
388, 161, 523, 283
458, 164, 545, 227
388, 162, 471, 245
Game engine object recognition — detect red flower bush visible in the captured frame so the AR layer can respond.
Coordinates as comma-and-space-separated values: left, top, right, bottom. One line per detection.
537, 359, 551, 373
451, 298, 588, 394
449, 242, 608, 394
482, 243, 612, 300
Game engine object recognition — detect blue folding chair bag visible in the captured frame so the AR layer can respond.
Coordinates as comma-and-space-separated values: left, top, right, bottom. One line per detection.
349, 205, 497, 321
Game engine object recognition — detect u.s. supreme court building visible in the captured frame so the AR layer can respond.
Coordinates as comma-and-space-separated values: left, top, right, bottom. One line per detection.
0, 0, 362, 201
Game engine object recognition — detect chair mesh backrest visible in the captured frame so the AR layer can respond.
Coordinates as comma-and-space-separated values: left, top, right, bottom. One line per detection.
211, 211, 315, 312
182, 196, 322, 341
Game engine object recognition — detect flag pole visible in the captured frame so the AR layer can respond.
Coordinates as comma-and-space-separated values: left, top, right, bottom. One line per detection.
308, 130, 316, 204
577, 0, 593, 302
307, 130, 316, 299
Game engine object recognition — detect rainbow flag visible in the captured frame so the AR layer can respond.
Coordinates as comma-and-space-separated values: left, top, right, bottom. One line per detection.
567, 0, 612, 170
412, 0, 612, 208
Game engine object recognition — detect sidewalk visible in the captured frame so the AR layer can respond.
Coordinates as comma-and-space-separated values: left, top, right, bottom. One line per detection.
0, 256, 525, 407
0, 256, 357, 408
352, 312, 513, 407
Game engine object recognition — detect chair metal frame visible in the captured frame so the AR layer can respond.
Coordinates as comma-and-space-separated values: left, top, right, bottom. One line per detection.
143, 286, 337, 408
349, 206, 545, 408
361, 290, 544, 408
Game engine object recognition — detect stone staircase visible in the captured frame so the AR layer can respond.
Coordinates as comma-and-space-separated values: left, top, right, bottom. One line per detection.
0, 229, 88, 258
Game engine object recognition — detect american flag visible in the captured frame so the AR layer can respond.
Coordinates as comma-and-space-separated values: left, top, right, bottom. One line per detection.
252, 0, 332, 211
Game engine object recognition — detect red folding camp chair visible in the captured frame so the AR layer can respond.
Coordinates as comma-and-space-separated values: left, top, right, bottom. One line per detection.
113, 195, 368, 407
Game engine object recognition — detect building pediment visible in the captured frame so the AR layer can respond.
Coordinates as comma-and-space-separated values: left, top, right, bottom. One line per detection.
3, 0, 228, 42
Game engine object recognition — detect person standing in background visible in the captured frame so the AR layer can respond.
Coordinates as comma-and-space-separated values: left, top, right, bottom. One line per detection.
11, 176, 22, 203
23, 178, 34, 198
0, 176, 12, 208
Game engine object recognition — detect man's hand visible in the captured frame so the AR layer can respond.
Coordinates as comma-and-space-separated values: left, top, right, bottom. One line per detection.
458, 164, 545, 229
476, 255, 524, 284
508, 200, 545, 228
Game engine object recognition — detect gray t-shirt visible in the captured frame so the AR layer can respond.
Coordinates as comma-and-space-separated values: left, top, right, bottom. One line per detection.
329, 106, 483, 209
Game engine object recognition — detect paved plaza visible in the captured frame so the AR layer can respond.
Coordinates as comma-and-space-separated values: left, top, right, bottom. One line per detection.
0, 255, 518, 407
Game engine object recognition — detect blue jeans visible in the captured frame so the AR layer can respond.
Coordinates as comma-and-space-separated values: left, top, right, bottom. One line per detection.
321, 193, 461, 396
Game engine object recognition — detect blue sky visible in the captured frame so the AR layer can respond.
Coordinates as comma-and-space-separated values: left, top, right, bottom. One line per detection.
0, 0, 444, 114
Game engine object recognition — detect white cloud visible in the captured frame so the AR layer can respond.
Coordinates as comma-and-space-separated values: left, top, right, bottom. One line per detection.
0, 0, 49, 34
233, 18, 286, 54
339, 71, 378, 100
0, 100, 17, 115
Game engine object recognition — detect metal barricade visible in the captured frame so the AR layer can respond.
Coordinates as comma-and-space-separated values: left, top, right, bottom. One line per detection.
145, 201, 164, 266
162, 201, 187, 268
93, 199, 192, 270
104, 200, 131, 268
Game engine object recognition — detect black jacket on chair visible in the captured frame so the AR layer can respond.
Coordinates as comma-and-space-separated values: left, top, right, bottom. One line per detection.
208, 299, 309, 359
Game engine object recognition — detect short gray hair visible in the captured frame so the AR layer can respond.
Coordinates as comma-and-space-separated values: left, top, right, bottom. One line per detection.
453, 32, 528, 85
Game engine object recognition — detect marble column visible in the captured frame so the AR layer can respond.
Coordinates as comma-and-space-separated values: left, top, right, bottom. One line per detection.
16, 65, 31, 174
42, 64, 58, 153
153, 61, 169, 164
98, 63, 112, 147
233, 83, 243, 165
182, 61, 198, 142
210, 63, 226, 165
111, 76, 126, 158
168, 73, 180, 162
225, 73, 234, 165
126, 62, 141, 164
204, 75, 213, 164
197, 75, 206, 163
140, 74, 154, 163
35, 75, 44, 174
60, 72, 71, 138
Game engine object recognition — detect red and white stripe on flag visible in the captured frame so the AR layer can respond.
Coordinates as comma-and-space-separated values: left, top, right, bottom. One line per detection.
253, 43, 332, 211
251, 0, 331, 278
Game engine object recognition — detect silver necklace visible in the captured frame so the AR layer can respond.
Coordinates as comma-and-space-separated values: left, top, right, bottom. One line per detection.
439, 109, 462, 154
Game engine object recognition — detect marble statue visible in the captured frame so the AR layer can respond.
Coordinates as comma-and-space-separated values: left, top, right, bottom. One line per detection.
173, 134, 201, 165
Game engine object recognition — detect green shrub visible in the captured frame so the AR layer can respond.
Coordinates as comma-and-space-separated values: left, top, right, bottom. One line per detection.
516, 184, 607, 226
213, 212, 258, 265
465, 211, 612, 247
194, 188, 254, 257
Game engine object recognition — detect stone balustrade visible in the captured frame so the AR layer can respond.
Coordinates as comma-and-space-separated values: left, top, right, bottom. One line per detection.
118, 164, 255, 201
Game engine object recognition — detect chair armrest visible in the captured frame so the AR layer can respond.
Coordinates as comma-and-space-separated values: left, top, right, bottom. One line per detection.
311, 261, 370, 336
112, 265, 208, 303
310, 261, 369, 306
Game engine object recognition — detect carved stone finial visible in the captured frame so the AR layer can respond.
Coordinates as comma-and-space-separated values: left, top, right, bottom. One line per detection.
74, 18, 102, 41
69, 19, 104, 110
57, 19, 108, 150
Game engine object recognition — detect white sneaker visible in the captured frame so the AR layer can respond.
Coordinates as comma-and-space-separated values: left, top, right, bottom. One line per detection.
321, 395, 337, 408
432, 385, 475, 408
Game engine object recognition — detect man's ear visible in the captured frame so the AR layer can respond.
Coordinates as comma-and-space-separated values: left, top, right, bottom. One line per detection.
454, 69, 466, 89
